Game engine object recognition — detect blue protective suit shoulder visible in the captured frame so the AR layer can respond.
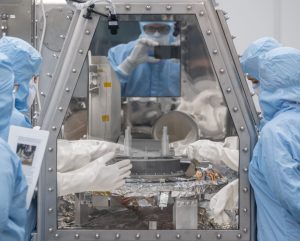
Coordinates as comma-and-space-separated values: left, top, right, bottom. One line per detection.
0, 138, 27, 241
108, 40, 180, 97
249, 106, 300, 241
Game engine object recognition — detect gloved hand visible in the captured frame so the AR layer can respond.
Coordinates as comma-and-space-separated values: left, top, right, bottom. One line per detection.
209, 179, 239, 225
186, 137, 239, 171
57, 139, 121, 173
118, 38, 160, 75
57, 152, 132, 196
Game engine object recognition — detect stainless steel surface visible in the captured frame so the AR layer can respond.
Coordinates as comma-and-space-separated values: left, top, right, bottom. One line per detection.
173, 198, 198, 229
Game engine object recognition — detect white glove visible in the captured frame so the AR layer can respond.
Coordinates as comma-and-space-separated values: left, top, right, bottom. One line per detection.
57, 152, 132, 196
118, 38, 160, 75
57, 139, 120, 173
209, 179, 239, 225
186, 137, 239, 172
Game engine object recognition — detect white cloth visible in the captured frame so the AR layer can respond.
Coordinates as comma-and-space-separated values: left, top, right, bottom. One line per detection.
118, 38, 159, 75
57, 152, 131, 196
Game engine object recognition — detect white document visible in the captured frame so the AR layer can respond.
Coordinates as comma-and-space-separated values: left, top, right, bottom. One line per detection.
8, 125, 49, 209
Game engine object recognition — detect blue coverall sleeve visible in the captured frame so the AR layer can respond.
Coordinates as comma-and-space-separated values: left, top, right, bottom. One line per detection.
260, 126, 300, 222
0, 146, 14, 231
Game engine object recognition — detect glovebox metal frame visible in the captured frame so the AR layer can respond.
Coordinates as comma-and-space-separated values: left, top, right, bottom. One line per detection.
37, 1, 258, 240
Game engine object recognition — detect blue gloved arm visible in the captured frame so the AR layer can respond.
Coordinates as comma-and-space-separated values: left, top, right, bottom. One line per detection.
261, 125, 300, 222
0, 145, 14, 231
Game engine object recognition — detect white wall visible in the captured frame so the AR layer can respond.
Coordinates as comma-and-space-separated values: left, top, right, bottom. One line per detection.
217, 0, 300, 54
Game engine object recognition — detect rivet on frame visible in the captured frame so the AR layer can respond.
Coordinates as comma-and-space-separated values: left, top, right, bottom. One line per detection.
240, 126, 245, 131
212, 49, 218, 54
46, 73, 53, 77
156, 233, 160, 239
65, 88, 70, 92
48, 187, 54, 192
146, 5, 151, 10
243, 208, 248, 213
48, 207, 53, 213
200, 1, 205, 5
48, 227, 53, 232
125, 4, 131, 10
95, 233, 100, 239
48, 167, 53, 172
85, 29, 90, 35
136, 233, 140, 239
196, 234, 201, 239
226, 88, 231, 93
199, 11, 204, 16
58, 107, 63, 111
48, 147, 53, 152
52, 126, 57, 131
72, 69, 77, 73
237, 233, 242, 239
55, 233, 59, 239
243, 147, 248, 152
217, 233, 222, 239
176, 234, 181, 239
78, 49, 83, 54
59, 34, 65, 39
75, 233, 80, 239
243, 187, 248, 193
243, 167, 248, 172
206, 29, 212, 35
232, 35, 236, 39
225, 15, 230, 21
219, 68, 225, 74
166, 5, 172, 10
243, 228, 248, 233
40, 91, 46, 96
233, 107, 238, 112
115, 233, 120, 239
186, 5, 192, 10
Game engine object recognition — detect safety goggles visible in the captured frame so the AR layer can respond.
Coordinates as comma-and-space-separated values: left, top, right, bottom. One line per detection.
143, 24, 171, 35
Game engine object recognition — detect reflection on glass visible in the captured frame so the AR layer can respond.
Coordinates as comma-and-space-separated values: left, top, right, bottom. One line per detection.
57, 14, 239, 231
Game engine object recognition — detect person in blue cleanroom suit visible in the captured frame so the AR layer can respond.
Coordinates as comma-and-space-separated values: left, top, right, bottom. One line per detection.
108, 21, 180, 97
248, 47, 300, 241
0, 36, 41, 241
0, 52, 28, 241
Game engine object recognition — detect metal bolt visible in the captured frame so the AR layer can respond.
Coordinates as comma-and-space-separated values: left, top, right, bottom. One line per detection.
48, 227, 53, 232
136, 233, 140, 239
166, 5, 172, 10
240, 126, 245, 131
225, 15, 230, 21
75, 233, 79, 239
48, 147, 53, 152
237, 233, 242, 239
226, 88, 231, 93
115, 233, 120, 239
78, 49, 83, 54
232, 35, 236, 39
243, 167, 248, 172
40, 91, 46, 96
243, 147, 248, 152
243, 187, 248, 193
65, 88, 70, 92
146, 5, 151, 10
217, 233, 222, 239
196, 234, 201, 239
176, 234, 181, 239
219, 68, 225, 74
52, 126, 57, 131
85, 29, 90, 35
48, 167, 53, 172
54, 233, 59, 239
233, 107, 238, 112
199, 10, 204, 16
156, 233, 160, 239
187, 5, 192, 10
95, 233, 100, 239
58, 107, 63, 111
212, 49, 218, 54
59, 34, 65, 39
48, 208, 53, 213
206, 30, 212, 35
243, 228, 248, 233
243, 208, 248, 213
48, 187, 54, 192
72, 69, 77, 73
46, 73, 52, 77
125, 4, 131, 10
